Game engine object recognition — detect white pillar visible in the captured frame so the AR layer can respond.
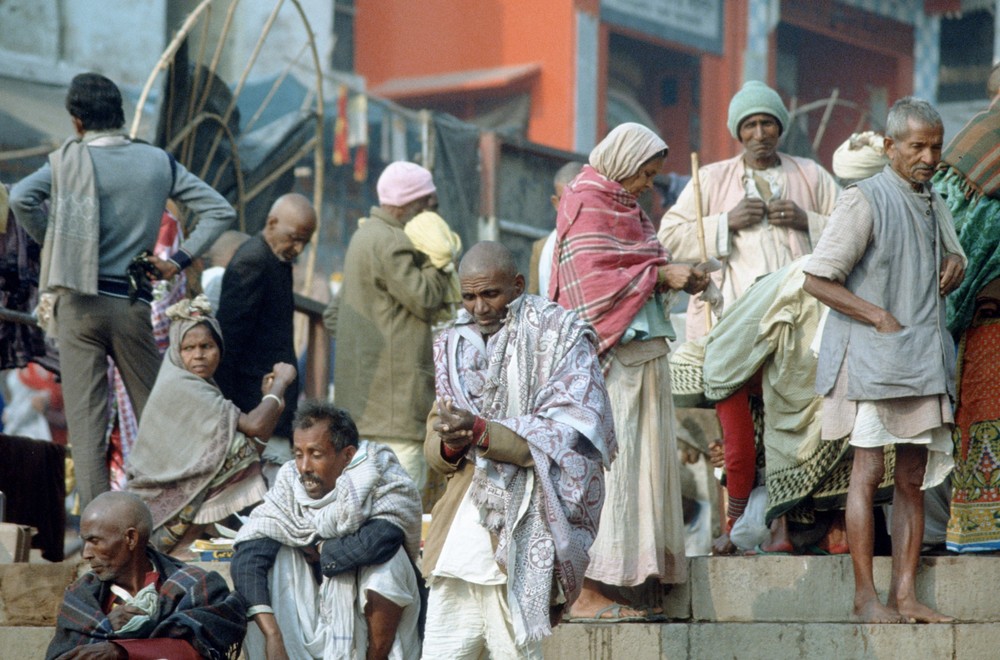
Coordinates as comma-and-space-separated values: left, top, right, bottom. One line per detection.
913, 11, 941, 103
743, 0, 779, 83
574, 8, 599, 153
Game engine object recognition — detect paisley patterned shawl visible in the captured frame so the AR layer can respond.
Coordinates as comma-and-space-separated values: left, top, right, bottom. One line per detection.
434, 294, 615, 644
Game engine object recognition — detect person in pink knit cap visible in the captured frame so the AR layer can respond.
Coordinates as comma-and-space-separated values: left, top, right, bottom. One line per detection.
334, 161, 451, 493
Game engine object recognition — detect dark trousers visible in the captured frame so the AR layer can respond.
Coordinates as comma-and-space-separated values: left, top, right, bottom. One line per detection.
56, 294, 161, 509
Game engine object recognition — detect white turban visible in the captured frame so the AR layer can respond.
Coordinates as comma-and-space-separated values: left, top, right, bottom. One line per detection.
832, 131, 888, 182
589, 122, 668, 183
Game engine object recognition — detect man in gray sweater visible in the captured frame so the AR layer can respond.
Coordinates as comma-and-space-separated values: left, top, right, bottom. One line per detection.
10, 72, 234, 509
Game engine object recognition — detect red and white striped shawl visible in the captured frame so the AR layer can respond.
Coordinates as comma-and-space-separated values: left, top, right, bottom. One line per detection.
548, 165, 669, 361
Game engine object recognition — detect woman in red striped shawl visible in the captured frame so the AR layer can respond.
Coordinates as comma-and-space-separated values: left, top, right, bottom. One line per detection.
550, 122, 709, 621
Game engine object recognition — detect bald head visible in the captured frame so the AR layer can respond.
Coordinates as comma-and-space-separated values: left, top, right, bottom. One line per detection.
459, 241, 519, 280
264, 193, 317, 261
79, 491, 154, 585
83, 491, 153, 543
459, 242, 524, 336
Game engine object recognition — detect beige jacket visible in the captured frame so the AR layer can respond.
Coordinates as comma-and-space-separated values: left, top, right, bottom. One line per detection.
421, 405, 533, 578
658, 152, 839, 340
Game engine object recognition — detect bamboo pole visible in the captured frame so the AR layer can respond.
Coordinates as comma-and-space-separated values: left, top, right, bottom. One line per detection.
812, 87, 840, 154
691, 152, 713, 333
129, 0, 215, 139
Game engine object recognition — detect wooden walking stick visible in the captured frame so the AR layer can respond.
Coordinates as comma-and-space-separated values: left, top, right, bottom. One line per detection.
690, 152, 713, 332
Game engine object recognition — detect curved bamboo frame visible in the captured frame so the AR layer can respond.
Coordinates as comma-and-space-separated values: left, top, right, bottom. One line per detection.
130, 0, 325, 293
163, 111, 248, 232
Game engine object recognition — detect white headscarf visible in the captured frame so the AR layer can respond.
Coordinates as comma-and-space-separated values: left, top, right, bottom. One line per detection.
588, 122, 669, 183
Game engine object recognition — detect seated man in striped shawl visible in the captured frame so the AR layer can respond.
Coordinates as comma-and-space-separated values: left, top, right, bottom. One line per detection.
232, 401, 423, 660
47, 491, 246, 660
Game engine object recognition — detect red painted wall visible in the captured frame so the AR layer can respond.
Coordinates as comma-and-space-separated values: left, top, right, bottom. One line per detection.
356, 0, 580, 149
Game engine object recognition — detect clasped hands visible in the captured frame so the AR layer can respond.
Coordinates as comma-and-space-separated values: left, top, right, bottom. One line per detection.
434, 398, 477, 452
728, 197, 806, 232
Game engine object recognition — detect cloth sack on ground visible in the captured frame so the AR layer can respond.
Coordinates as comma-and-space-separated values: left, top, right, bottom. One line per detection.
729, 485, 770, 552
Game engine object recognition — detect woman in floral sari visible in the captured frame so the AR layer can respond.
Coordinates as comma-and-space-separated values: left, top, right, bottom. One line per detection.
127, 295, 296, 556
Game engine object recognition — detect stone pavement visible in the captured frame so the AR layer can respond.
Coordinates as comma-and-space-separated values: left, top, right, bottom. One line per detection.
4, 555, 996, 658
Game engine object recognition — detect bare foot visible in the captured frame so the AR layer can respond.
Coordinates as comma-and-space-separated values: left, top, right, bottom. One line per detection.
568, 586, 644, 620
759, 538, 794, 553
712, 533, 738, 556
853, 598, 907, 623
893, 598, 955, 623
820, 514, 849, 554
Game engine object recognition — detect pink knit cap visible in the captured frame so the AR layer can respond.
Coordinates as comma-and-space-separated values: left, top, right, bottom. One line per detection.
376, 161, 437, 207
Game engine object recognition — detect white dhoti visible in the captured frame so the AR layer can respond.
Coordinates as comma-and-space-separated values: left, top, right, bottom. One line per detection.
245, 545, 421, 660
586, 346, 688, 585
421, 578, 543, 660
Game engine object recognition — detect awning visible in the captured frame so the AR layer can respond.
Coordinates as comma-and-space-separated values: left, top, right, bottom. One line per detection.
372, 63, 541, 104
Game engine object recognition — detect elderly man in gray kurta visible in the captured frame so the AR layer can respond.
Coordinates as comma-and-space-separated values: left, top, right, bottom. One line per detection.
334, 162, 451, 493
803, 97, 965, 624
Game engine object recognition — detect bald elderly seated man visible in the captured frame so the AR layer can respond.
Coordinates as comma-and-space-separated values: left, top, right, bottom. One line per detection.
46, 491, 246, 660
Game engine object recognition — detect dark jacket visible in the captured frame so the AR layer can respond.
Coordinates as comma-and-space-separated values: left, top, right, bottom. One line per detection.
215, 233, 298, 437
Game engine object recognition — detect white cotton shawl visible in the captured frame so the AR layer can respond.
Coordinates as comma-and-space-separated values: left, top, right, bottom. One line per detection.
236, 441, 422, 559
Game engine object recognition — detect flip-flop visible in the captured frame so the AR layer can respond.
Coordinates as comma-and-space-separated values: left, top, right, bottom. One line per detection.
563, 603, 646, 623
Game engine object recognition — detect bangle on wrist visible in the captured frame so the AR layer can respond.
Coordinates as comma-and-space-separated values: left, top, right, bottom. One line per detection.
262, 393, 284, 408
472, 416, 489, 449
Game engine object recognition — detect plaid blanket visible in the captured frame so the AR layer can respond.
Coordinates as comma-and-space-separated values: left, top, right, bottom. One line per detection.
941, 98, 1000, 199
46, 548, 246, 660
549, 165, 669, 361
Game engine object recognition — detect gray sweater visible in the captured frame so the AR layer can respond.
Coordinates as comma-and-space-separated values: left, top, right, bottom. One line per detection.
11, 138, 234, 280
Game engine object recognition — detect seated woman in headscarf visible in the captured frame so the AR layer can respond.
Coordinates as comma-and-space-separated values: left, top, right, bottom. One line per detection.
550, 122, 710, 621
127, 295, 297, 557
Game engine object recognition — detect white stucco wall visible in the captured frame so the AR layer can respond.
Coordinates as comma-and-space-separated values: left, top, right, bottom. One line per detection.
0, 0, 167, 88
0, 0, 333, 90
214, 0, 333, 86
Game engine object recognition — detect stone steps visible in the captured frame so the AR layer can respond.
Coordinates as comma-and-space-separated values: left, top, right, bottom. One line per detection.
543, 621, 995, 659
3, 555, 993, 658
4, 621, 990, 659
670, 555, 997, 623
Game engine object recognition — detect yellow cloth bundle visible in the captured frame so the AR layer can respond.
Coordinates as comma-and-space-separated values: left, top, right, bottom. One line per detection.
404, 211, 462, 321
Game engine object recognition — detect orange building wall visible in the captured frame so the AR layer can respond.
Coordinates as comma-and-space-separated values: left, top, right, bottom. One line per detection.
356, 0, 580, 149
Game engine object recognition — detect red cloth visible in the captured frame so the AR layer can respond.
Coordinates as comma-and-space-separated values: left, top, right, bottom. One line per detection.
154, 210, 180, 257
333, 85, 350, 166
549, 165, 669, 359
17, 363, 66, 445
716, 379, 761, 513
114, 638, 200, 659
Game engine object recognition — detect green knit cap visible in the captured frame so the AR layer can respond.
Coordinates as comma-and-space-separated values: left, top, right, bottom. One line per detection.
727, 80, 789, 139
